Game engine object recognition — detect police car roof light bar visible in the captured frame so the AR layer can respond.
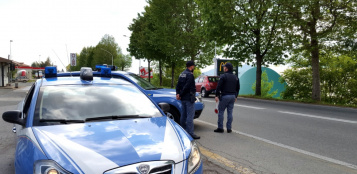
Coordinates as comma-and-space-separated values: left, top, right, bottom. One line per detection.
100, 67, 111, 77
107, 65, 117, 71
44, 66, 57, 78
80, 67, 93, 81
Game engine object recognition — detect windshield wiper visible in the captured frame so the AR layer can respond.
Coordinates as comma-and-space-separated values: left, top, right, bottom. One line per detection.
85, 115, 151, 122
40, 119, 85, 124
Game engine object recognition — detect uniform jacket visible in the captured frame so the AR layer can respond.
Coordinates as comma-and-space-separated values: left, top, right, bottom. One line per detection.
176, 68, 196, 102
216, 71, 240, 98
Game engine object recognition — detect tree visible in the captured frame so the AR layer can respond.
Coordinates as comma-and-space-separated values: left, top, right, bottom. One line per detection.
282, 0, 356, 101
280, 51, 357, 106
115, 54, 132, 71
148, 0, 215, 87
196, 0, 288, 96
92, 34, 121, 67
128, 9, 166, 83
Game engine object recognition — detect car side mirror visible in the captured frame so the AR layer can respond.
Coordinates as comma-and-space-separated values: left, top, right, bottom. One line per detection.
158, 103, 170, 113
2, 110, 25, 126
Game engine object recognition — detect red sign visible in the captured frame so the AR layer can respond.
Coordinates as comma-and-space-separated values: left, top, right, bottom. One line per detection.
139, 67, 153, 78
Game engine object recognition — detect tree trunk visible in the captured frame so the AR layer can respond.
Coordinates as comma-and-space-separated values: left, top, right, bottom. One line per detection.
171, 63, 175, 88
255, 30, 262, 96
310, 0, 321, 101
148, 60, 151, 83
311, 37, 321, 101
159, 60, 162, 86
255, 55, 262, 96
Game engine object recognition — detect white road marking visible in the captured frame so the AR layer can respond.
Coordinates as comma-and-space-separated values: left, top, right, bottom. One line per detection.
234, 104, 265, 110
195, 119, 357, 170
202, 99, 265, 109
279, 111, 357, 124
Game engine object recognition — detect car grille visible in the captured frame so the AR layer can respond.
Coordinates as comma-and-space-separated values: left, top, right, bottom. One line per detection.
104, 161, 174, 174
149, 164, 172, 174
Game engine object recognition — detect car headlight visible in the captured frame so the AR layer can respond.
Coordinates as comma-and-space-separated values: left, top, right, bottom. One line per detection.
187, 141, 201, 174
34, 160, 71, 174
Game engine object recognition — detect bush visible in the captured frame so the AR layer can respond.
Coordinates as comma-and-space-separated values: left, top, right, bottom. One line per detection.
280, 53, 357, 106
252, 70, 278, 98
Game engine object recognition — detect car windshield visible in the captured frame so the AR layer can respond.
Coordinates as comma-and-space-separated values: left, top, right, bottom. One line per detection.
125, 74, 158, 90
33, 84, 162, 126
208, 77, 220, 82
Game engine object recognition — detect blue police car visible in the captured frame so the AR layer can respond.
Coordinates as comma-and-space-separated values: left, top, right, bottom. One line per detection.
57, 65, 205, 123
2, 67, 203, 174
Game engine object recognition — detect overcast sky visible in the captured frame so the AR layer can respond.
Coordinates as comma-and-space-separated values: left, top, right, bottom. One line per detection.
0, 0, 148, 73
0, 0, 288, 74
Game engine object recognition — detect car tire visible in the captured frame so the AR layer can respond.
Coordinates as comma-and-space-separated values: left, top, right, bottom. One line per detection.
23, 80, 26, 83
166, 107, 180, 123
201, 88, 208, 98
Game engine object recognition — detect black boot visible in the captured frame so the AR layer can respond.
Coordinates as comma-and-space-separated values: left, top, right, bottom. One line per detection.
191, 134, 200, 139
227, 129, 232, 133
214, 128, 224, 133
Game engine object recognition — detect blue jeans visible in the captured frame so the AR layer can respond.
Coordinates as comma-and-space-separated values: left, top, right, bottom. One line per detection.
218, 95, 236, 130
180, 100, 195, 135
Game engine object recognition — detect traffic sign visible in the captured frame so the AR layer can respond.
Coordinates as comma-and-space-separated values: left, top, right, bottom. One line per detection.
70, 53, 77, 66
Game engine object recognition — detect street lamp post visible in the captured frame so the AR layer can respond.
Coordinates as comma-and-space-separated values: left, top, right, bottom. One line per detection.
10, 40, 13, 60
100, 48, 113, 65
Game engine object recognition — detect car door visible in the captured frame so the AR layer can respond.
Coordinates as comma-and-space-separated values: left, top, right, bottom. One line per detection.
197, 77, 205, 91
14, 84, 36, 133
195, 77, 201, 92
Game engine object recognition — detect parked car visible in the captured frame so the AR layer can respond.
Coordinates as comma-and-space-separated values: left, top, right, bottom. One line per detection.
11, 76, 29, 83
3, 66, 203, 174
195, 76, 219, 97
56, 67, 205, 124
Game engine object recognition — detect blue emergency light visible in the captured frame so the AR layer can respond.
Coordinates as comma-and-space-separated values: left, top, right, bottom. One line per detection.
100, 67, 111, 77
44, 66, 57, 78
95, 64, 117, 71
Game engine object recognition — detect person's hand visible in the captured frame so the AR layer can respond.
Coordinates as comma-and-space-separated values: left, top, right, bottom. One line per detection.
176, 94, 181, 100
235, 98, 237, 102
215, 97, 219, 102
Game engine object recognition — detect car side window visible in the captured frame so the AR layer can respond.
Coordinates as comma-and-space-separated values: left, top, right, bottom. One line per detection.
198, 77, 204, 83
195, 77, 200, 83
23, 84, 36, 117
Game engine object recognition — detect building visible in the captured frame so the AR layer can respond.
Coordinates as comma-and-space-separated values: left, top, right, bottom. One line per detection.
15, 66, 44, 79
0, 57, 11, 87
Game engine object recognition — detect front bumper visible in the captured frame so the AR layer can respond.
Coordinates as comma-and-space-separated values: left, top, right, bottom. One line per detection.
194, 109, 203, 119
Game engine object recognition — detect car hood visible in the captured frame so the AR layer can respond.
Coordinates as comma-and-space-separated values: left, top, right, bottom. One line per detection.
32, 117, 192, 174
148, 88, 199, 97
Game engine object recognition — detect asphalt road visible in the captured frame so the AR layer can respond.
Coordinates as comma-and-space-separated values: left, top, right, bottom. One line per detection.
194, 95, 357, 174
0, 83, 33, 174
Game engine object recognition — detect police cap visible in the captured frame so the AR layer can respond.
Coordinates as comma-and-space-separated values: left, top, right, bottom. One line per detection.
186, 61, 196, 67
222, 62, 233, 70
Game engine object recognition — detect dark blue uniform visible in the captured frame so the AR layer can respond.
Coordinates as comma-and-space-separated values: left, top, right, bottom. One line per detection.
215, 71, 240, 131
176, 68, 196, 136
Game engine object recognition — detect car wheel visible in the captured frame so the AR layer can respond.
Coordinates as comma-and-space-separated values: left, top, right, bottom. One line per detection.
166, 107, 180, 123
23, 80, 26, 83
201, 88, 208, 98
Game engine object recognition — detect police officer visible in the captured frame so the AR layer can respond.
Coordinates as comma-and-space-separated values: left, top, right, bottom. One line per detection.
214, 62, 240, 133
176, 61, 200, 139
